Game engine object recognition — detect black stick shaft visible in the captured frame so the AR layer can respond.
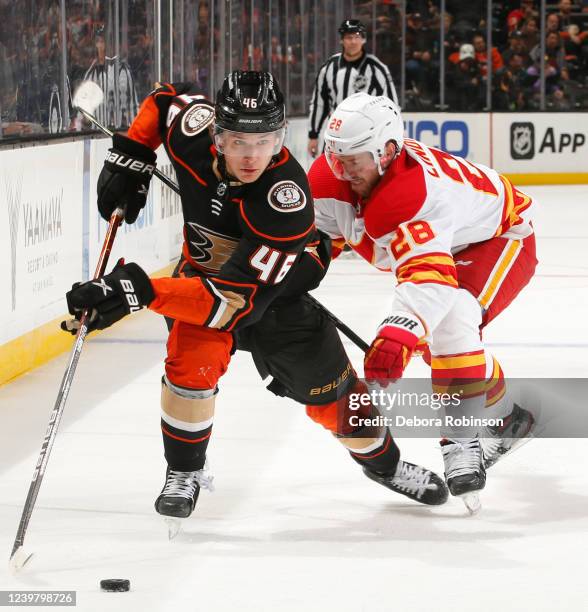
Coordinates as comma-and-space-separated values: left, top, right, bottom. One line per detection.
306, 294, 369, 352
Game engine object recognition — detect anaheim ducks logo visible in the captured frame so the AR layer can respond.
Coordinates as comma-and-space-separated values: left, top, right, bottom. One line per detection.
181, 103, 215, 137
186, 222, 239, 272
267, 181, 306, 213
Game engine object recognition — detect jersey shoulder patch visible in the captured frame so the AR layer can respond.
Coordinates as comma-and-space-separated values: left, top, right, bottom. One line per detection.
267, 180, 307, 213
180, 101, 215, 137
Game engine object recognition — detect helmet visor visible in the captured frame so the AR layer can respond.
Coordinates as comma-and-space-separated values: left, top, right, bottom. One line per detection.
325, 149, 378, 181
214, 126, 285, 158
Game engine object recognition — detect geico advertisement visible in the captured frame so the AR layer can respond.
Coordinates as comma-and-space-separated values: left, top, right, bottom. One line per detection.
403, 113, 490, 165
493, 113, 588, 173
0, 143, 84, 344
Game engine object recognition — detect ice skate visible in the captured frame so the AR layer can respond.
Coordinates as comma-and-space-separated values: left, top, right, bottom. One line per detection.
155, 466, 214, 539
441, 439, 486, 514
363, 460, 449, 505
481, 404, 535, 469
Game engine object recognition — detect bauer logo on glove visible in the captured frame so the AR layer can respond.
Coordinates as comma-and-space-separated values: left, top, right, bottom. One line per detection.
97, 133, 157, 224
61, 260, 155, 334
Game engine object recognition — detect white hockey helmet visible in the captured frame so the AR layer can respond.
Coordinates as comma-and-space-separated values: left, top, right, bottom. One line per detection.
324, 93, 404, 179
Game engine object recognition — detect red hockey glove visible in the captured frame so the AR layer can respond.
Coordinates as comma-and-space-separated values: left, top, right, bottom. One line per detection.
364, 311, 426, 384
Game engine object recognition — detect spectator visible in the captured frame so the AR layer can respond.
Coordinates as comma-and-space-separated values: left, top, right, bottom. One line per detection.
507, 0, 538, 33
502, 30, 530, 66
546, 13, 562, 35
560, 23, 588, 80
446, 43, 483, 110
307, 19, 397, 158
494, 52, 531, 110
472, 32, 504, 77
405, 13, 437, 98
527, 31, 569, 106
520, 17, 540, 50
446, 1, 483, 39
557, 0, 579, 28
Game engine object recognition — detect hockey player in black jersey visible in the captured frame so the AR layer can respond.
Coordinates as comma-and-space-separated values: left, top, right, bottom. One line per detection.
62, 71, 449, 523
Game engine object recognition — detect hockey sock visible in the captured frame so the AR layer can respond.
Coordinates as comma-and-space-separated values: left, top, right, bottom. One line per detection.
160, 378, 215, 471
160, 414, 212, 471
347, 429, 401, 477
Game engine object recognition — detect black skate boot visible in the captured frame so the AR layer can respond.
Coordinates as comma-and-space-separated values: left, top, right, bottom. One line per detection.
441, 439, 486, 514
481, 404, 535, 469
363, 460, 449, 505
155, 466, 214, 519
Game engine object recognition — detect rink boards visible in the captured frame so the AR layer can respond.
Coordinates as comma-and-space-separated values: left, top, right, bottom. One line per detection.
0, 139, 183, 384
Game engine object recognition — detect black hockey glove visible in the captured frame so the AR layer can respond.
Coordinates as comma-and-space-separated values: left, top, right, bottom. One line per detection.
61, 261, 155, 334
97, 134, 157, 223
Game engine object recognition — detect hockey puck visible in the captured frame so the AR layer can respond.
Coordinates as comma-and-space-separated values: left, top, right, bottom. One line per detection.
100, 579, 130, 592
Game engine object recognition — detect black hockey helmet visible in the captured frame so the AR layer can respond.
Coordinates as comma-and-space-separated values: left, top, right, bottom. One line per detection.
215, 70, 285, 133
338, 19, 367, 37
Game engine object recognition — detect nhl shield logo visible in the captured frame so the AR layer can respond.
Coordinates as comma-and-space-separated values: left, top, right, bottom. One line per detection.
510, 122, 535, 160
353, 74, 368, 92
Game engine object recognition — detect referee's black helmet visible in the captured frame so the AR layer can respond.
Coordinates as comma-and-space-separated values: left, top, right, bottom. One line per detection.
338, 19, 366, 37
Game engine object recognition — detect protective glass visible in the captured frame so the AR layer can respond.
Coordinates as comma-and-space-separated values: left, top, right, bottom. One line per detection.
214, 127, 286, 157
325, 149, 377, 181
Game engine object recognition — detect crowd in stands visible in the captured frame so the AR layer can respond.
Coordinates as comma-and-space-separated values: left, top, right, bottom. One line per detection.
2, 1, 588, 141
404, 0, 588, 110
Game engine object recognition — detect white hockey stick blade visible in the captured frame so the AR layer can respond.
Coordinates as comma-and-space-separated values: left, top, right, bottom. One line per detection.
165, 518, 183, 541
460, 492, 481, 516
9, 547, 34, 574
72, 81, 104, 114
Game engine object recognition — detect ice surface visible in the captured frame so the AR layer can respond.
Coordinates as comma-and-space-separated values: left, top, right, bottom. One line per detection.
1, 185, 587, 611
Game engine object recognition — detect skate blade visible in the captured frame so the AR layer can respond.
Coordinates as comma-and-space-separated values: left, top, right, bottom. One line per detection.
459, 492, 481, 515
164, 518, 183, 540
9, 547, 34, 573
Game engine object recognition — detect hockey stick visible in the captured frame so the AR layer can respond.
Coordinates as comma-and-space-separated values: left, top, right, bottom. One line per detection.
73, 82, 370, 353
306, 294, 369, 352
9, 207, 125, 573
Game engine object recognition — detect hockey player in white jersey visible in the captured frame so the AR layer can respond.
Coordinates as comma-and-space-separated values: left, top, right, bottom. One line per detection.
308, 92, 537, 511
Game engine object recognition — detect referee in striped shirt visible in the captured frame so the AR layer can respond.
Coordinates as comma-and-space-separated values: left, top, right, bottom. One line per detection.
308, 19, 398, 158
